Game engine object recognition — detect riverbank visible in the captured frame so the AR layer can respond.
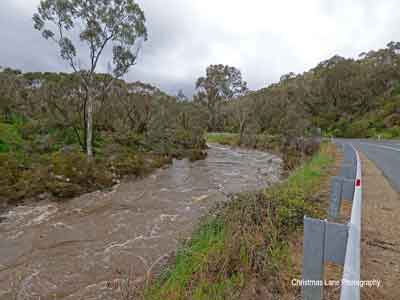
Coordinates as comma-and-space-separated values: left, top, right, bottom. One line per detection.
0, 144, 281, 299
145, 142, 336, 300
0, 119, 207, 210
207, 132, 320, 170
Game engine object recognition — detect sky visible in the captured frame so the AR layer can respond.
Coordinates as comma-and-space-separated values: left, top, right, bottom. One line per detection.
1, 0, 400, 96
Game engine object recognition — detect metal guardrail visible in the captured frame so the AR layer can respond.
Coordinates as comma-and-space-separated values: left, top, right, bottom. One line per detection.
302, 143, 362, 300
340, 144, 362, 300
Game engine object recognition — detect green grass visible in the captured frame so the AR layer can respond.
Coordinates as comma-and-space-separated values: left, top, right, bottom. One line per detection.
206, 132, 240, 146
145, 143, 335, 300
0, 119, 207, 206
147, 219, 233, 300
0, 122, 24, 152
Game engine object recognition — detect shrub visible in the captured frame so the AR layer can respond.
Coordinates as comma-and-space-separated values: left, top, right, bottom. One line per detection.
0, 122, 23, 152
280, 137, 320, 170
111, 151, 146, 177
343, 119, 370, 138
188, 149, 207, 162
146, 144, 334, 300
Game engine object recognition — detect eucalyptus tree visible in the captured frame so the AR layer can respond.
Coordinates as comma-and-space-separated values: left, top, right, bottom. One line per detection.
194, 64, 248, 131
229, 96, 253, 144
33, 0, 147, 156
0, 69, 25, 121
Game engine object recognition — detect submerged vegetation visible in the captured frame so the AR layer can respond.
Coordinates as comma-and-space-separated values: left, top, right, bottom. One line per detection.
145, 143, 334, 300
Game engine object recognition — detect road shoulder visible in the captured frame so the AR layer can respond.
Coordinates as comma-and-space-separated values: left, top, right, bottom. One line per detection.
360, 152, 400, 300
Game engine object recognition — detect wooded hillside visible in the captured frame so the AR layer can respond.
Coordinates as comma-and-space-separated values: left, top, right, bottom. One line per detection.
220, 42, 400, 140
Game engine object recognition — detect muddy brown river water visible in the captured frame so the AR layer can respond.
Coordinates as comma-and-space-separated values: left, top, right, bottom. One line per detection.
0, 144, 282, 299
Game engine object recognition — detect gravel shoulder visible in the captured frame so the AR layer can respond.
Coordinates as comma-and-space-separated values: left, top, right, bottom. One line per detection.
360, 152, 400, 300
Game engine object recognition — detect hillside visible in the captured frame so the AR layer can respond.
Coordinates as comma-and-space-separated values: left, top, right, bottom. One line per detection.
218, 42, 400, 140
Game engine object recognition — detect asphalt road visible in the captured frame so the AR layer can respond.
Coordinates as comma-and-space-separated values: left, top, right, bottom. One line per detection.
336, 139, 400, 192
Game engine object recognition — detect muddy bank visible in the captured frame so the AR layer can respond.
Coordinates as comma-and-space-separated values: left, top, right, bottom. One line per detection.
0, 144, 282, 299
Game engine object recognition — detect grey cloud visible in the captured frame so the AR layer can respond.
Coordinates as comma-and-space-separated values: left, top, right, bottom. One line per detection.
1, 0, 400, 97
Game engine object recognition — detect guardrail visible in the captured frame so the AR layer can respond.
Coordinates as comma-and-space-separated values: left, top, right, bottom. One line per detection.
302, 143, 362, 300
340, 144, 362, 300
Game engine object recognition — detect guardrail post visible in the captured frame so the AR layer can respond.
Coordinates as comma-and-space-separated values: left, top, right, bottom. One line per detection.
342, 178, 355, 201
303, 217, 325, 300
324, 221, 348, 265
329, 176, 343, 221
304, 142, 362, 300
340, 164, 356, 180
303, 218, 349, 300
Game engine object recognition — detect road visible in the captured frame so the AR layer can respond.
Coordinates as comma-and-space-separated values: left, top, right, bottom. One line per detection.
337, 139, 400, 192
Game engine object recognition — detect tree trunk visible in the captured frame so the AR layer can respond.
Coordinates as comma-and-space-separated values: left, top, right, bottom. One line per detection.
239, 119, 246, 145
86, 90, 94, 157
209, 107, 217, 132
83, 93, 88, 152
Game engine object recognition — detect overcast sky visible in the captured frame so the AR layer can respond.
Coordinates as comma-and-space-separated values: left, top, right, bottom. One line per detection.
1, 0, 400, 96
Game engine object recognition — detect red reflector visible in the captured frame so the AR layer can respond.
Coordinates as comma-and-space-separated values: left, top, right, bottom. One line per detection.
356, 179, 361, 187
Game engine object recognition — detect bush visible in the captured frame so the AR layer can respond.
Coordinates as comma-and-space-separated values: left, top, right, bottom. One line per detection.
146, 144, 334, 300
345, 119, 370, 137
206, 133, 240, 146
115, 132, 147, 151
280, 137, 320, 170
110, 151, 146, 177
0, 122, 23, 152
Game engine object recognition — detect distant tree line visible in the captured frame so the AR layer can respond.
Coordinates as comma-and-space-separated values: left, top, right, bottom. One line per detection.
217, 42, 400, 140
0, 69, 208, 156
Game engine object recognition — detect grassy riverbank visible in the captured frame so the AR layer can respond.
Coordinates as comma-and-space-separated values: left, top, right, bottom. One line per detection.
206, 132, 320, 170
145, 143, 335, 300
206, 133, 241, 146
0, 116, 206, 208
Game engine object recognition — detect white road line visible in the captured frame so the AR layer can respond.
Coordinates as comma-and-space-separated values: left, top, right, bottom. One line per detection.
360, 142, 400, 152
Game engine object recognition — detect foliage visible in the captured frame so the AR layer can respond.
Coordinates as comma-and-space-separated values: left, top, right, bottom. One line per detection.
207, 132, 320, 170
33, 0, 147, 78
0, 68, 207, 207
218, 42, 400, 139
194, 65, 248, 131
206, 132, 240, 146
146, 144, 334, 300
0, 122, 24, 152
33, 0, 148, 156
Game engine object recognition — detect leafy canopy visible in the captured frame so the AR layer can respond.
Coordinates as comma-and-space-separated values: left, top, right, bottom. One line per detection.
33, 0, 147, 78
195, 64, 248, 103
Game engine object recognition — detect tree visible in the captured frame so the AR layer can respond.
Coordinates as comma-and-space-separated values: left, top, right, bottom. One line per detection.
230, 97, 252, 144
38, 73, 87, 149
0, 69, 25, 121
176, 89, 188, 102
194, 64, 247, 131
33, 0, 147, 157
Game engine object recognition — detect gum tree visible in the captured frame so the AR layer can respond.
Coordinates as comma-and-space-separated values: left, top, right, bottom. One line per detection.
194, 64, 247, 131
33, 0, 147, 157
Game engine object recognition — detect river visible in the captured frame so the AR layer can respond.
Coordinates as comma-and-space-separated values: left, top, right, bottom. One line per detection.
0, 144, 282, 299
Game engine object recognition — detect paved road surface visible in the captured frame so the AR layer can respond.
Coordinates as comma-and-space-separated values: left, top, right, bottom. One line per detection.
337, 139, 400, 192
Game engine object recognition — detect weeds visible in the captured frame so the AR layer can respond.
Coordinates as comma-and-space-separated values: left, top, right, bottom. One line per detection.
145, 143, 334, 300
0, 119, 207, 207
206, 133, 240, 146
207, 132, 320, 170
